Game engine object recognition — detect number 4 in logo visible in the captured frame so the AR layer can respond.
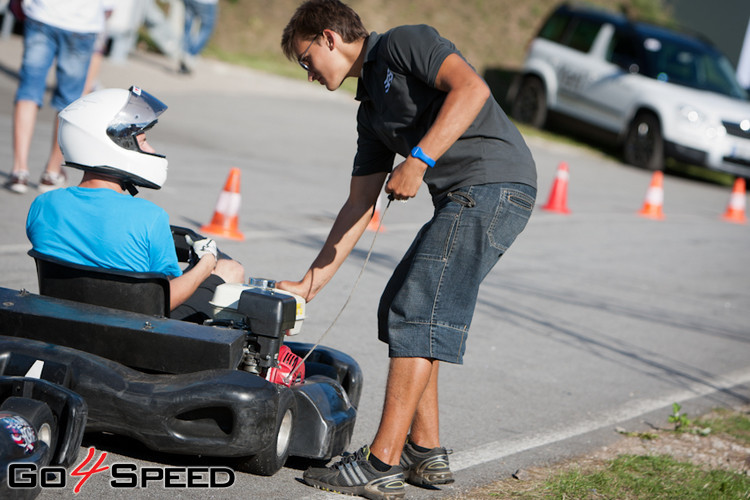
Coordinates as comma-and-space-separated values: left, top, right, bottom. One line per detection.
70, 447, 109, 494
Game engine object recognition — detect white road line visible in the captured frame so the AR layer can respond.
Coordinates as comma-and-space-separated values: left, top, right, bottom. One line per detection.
451, 367, 750, 471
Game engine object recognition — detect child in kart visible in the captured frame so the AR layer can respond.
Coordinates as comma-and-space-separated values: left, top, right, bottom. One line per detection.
26, 86, 245, 323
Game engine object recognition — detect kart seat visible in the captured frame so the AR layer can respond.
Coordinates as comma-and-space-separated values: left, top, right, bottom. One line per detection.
29, 250, 171, 317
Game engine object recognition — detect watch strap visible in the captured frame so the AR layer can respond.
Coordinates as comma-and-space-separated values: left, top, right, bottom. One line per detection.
410, 146, 436, 168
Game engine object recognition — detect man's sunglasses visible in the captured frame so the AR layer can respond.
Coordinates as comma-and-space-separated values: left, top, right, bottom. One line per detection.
298, 33, 322, 71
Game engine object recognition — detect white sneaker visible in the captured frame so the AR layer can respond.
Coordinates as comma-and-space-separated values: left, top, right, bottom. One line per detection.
38, 170, 67, 193
5, 170, 29, 194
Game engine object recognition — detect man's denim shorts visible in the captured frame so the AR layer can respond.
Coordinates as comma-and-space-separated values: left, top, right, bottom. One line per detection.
377, 182, 536, 364
16, 18, 96, 110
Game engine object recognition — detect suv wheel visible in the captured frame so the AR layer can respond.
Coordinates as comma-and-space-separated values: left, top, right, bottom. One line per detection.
512, 76, 547, 128
624, 113, 664, 171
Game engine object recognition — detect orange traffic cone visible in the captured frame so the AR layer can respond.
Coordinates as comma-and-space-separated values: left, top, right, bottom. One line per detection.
201, 167, 245, 241
722, 178, 747, 224
638, 171, 665, 220
542, 162, 571, 214
367, 194, 387, 232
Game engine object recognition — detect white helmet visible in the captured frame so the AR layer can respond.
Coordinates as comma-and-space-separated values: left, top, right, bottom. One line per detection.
58, 86, 168, 194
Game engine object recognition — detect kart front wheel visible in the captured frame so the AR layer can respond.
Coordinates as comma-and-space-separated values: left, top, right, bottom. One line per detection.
0, 397, 58, 459
237, 387, 295, 476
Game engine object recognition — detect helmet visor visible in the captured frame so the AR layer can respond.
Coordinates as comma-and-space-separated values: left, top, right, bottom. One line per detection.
106, 86, 167, 156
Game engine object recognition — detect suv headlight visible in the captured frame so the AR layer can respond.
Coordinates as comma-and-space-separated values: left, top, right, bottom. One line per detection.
678, 105, 725, 139
679, 105, 705, 125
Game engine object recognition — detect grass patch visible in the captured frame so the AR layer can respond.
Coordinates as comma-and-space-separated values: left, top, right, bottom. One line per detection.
466, 406, 750, 499
664, 159, 737, 187
199, 18, 737, 187
203, 46, 360, 95
542, 454, 750, 500
695, 408, 750, 446
203, 47, 301, 81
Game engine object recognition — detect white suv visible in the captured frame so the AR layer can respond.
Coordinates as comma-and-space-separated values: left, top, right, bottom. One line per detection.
509, 3, 750, 177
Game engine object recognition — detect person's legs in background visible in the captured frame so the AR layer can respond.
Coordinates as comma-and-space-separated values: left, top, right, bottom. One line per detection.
179, 0, 217, 74
38, 27, 96, 192
8, 18, 55, 193
8, 19, 95, 193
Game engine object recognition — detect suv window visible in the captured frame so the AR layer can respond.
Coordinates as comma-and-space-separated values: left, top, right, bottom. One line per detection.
539, 11, 569, 42
566, 18, 603, 52
603, 25, 748, 100
539, 12, 602, 53
607, 30, 643, 71
640, 36, 748, 99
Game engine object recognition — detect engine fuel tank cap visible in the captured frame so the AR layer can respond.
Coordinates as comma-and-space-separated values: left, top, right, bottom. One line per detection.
248, 277, 276, 289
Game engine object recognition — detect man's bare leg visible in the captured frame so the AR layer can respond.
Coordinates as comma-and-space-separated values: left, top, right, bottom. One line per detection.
370, 356, 435, 464
408, 360, 440, 448
213, 258, 245, 283
12, 100, 38, 174
395, 359, 454, 486
42, 115, 64, 176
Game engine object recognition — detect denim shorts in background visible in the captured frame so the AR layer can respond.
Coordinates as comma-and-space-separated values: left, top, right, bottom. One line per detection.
16, 18, 96, 110
377, 182, 536, 364
183, 0, 219, 57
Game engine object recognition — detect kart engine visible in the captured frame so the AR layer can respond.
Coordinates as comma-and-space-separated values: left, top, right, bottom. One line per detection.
209, 279, 306, 387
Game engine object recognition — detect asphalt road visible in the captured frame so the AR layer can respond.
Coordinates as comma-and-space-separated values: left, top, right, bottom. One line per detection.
0, 33, 748, 499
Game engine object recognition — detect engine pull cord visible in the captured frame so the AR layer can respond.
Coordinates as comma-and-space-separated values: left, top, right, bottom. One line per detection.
283, 196, 394, 384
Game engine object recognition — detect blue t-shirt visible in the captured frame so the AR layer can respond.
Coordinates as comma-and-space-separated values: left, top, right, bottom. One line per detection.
26, 187, 182, 277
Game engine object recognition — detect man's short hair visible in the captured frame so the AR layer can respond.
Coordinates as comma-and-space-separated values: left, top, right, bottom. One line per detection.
281, 0, 369, 60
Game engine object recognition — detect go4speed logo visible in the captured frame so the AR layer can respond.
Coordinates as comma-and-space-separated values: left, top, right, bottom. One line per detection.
8, 447, 235, 494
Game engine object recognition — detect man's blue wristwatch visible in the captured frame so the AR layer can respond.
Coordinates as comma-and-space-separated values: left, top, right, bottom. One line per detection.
410, 146, 436, 168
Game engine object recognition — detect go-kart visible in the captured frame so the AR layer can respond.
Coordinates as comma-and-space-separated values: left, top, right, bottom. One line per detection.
0, 226, 362, 481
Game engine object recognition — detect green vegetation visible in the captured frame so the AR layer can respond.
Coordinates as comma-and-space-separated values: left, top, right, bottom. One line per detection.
696, 408, 750, 446
538, 454, 749, 500
199, 0, 740, 185
664, 159, 737, 187
466, 405, 750, 499
668, 402, 694, 432
147, 0, 741, 184
208, 0, 672, 76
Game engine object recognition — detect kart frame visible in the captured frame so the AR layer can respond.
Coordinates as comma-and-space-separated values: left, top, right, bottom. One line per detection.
0, 234, 363, 476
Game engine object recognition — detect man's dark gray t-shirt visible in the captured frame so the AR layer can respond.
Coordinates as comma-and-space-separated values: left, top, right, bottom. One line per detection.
353, 25, 537, 199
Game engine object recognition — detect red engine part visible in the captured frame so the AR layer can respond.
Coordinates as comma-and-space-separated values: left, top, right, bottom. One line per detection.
266, 345, 305, 387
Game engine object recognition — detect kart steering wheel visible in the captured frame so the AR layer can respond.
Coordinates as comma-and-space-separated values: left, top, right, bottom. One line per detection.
170, 225, 230, 267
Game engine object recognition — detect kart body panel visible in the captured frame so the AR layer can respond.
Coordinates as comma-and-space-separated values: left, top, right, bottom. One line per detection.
0, 286, 362, 461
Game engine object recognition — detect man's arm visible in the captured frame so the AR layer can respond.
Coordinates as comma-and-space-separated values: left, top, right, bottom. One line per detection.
168, 254, 216, 310
385, 53, 491, 200
278, 172, 387, 302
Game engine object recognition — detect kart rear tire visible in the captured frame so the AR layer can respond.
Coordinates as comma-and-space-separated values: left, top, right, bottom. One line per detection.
0, 397, 57, 457
237, 387, 295, 476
